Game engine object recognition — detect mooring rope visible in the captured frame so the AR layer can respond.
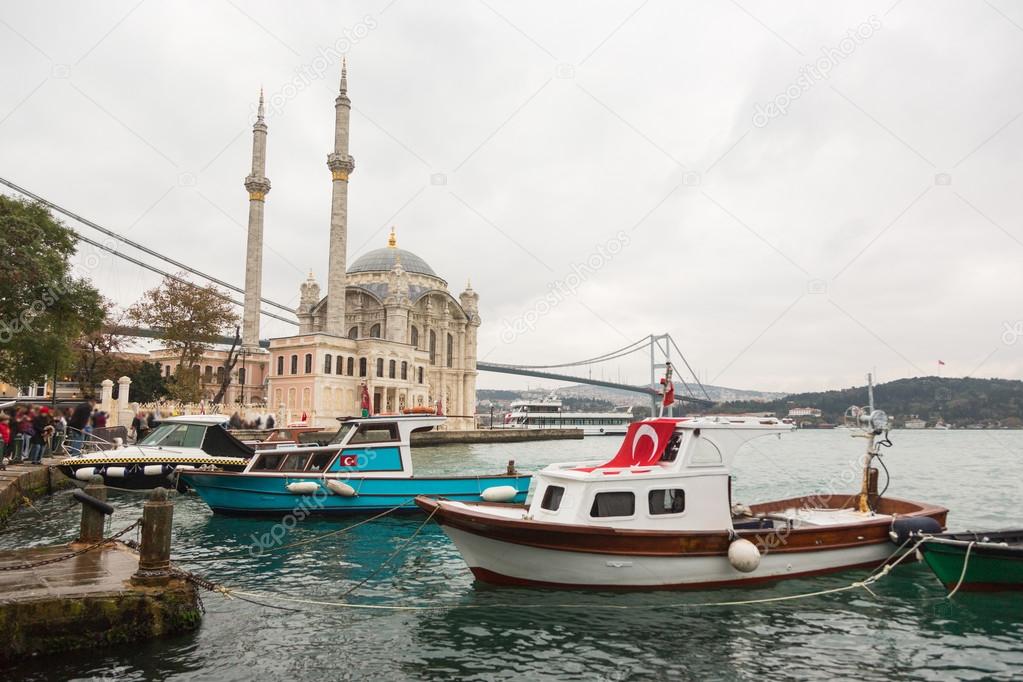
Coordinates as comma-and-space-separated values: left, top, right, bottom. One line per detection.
945, 540, 976, 599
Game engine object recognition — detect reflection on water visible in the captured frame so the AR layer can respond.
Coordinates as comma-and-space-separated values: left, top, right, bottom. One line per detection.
2, 431, 1022, 680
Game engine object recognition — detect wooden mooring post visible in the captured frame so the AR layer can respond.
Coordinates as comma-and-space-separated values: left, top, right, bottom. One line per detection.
132, 487, 174, 586
78, 475, 108, 543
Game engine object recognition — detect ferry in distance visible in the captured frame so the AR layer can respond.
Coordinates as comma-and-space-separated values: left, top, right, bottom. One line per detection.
496, 395, 633, 436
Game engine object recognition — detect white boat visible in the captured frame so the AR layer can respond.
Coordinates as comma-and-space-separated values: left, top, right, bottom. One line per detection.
57, 415, 251, 489
495, 395, 633, 435
904, 416, 927, 429
418, 385, 948, 590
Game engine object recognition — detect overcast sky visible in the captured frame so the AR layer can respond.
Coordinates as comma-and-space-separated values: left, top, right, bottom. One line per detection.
3, 0, 1023, 394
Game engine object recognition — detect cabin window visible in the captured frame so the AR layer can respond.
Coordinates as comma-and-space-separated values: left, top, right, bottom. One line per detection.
540, 485, 565, 511
307, 452, 334, 471
304, 354, 313, 374
143, 423, 206, 449
252, 453, 284, 471
328, 423, 356, 445
279, 453, 311, 471
690, 438, 722, 465
349, 423, 400, 443
290, 355, 298, 375
661, 435, 682, 462
648, 489, 686, 515
324, 354, 332, 374
590, 492, 635, 518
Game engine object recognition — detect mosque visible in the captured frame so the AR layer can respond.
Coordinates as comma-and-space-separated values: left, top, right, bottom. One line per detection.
155, 62, 481, 429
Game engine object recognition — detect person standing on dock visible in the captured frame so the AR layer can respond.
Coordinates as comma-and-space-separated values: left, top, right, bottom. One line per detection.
0, 413, 11, 469
67, 398, 95, 456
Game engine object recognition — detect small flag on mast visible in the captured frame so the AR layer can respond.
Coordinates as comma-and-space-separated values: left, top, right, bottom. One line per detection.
938, 360, 945, 366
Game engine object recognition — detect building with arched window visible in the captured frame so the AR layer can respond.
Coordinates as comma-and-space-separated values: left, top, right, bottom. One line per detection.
230, 64, 481, 428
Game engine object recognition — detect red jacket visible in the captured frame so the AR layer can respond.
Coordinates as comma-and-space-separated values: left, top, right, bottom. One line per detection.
0, 422, 11, 445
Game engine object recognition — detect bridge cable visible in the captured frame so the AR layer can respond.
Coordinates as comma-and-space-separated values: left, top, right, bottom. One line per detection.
488, 336, 650, 370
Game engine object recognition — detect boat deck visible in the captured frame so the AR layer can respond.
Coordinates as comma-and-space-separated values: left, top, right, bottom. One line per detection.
765, 507, 889, 528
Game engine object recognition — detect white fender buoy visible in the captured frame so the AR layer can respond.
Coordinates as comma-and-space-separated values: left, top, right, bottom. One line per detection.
106, 466, 127, 478
326, 480, 357, 497
75, 467, 96, 481
143, 464, 165, 477
728, 538, 761, 573
480, 485, 518, 503
286, 481, 320, 495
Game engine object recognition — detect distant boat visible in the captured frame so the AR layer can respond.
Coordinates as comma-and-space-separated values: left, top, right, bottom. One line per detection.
495, 395, 632, 436
933, 419, 952, 430
904, 416, 927, 429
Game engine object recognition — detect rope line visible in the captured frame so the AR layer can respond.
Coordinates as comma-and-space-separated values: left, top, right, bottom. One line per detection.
945, 540, 975, 599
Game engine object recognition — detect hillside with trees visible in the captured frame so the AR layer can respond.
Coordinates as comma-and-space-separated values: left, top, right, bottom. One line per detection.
716, 376, 1023, 428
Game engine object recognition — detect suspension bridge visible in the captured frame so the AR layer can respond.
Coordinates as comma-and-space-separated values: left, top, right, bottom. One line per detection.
4, 177, 713, 411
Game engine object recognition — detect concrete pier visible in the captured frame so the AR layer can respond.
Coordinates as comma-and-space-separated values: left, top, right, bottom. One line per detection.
0, 486, 202, 665
0, 456, 70, 526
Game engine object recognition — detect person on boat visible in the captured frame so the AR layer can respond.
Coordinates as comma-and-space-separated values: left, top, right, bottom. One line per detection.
67, 398, 95, 456
131, 410, 151, 443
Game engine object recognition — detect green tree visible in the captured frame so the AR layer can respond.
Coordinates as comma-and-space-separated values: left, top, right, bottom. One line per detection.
129, 360, 168, 403
126, 274, 237, 402
0, 196, 106, 386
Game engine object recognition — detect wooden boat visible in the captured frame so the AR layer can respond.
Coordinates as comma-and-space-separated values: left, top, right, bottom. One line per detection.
417, 385, 948, 590
919, 531, 1023, 591
179, 415, 531, 516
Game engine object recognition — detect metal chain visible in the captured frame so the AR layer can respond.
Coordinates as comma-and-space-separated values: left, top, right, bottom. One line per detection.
0, 519, 142, 572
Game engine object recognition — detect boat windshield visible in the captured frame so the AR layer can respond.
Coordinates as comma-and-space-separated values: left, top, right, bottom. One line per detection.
139, 422, 206, 449
328, 423, 356, 445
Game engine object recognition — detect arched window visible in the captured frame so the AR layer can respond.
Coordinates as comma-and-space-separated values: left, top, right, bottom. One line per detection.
389, 359, 396, 378
417, 367, 424, 384
429, 330, 437, 365
216, 366, 225, 383
324, 354, 332, 374
336, 357, 344, 375
238, 367, 246, 386
347, 357, 355, 375
348, 326, 359, 340
204, 365, 213, 382
376, 358, 384, 377
410, 326, 419, 348
370, 323, 381, 338
276, 356, 284, 376
290, 355, 298, 375
400, 361, 408, 380
446, 334, 454, 368
304, 354, 312, 373
359, 358, 367, 377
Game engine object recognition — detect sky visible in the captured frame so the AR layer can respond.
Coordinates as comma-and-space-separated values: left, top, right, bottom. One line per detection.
2, 0, 1023, 394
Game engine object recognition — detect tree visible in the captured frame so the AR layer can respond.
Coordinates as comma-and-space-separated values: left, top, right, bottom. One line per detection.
127, 274, 238, 402
0, 196, 106, 386
129, 361, 168, 403
74, 299, 132, 397
211, 326, 242, 404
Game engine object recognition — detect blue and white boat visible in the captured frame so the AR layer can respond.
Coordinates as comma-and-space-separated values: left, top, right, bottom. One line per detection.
178, 415, 531, 516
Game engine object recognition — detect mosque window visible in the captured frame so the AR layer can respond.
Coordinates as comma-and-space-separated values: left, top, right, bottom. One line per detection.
324, 354, 332, 374
290, 355, 298, 375
389, 359, 396, 378
359, 358, 367, 377
348, 357, 355, 375
410, 326, 419, 348
276, 356, 284, 376
304, 354, 312, 373
348, 326, 358, 339
429, 330, 437, 365
336, 357, 344, 375
376, 358, 384, 377
446, 334, 454, 368
401, 361, 408, 380
370, 323, 381, 338
417, 367, 424, 384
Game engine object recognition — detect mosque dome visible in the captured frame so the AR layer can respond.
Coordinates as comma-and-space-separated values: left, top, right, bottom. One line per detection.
347, 229, 438, 277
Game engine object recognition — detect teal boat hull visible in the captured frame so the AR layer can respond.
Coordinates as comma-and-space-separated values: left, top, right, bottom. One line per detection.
179, 470, 532, 516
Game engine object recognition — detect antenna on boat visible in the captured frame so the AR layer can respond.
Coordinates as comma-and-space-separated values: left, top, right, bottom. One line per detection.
854, 372, 890, 513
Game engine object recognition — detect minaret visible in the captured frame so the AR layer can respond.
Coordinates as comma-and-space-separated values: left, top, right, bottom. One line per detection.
324, 59, 356, 336
242, 89, 271, 351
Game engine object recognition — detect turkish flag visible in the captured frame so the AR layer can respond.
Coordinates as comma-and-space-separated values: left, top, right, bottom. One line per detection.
602, 419, 681, 468
662, 380, 675, 407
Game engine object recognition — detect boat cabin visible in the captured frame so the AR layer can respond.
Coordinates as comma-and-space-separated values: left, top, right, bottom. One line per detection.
528, 416, 793, 531
242, 415, 445, 478
140, 415, 254, 459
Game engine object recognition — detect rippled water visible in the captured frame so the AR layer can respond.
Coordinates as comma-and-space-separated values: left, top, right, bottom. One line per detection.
3, 431, 1022, 681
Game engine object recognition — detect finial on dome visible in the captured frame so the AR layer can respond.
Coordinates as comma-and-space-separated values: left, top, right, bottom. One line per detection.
256, 87, 265, 122
340, 57, 348, 94
387, 227, 397, 248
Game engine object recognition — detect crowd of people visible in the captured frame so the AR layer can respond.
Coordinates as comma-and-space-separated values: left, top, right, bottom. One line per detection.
0, 399, 109, 469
